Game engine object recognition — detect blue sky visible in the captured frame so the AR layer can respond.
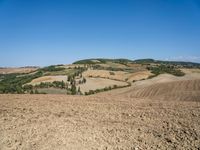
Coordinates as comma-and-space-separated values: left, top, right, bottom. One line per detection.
0, 0, 200, 67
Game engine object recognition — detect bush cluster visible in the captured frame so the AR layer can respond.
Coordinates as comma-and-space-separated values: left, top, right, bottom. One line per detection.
147, 65, 185, 76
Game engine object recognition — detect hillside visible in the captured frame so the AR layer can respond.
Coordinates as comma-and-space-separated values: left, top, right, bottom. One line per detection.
1, 59, 200, 149
0, 58, 199, 95
1, 70, 200, 149
73, 58, 133, 65
0, 67, 38, 74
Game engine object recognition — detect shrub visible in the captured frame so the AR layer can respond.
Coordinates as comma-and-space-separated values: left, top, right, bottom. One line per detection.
88, 90, 95, 95
23, 84, 33, 91
35, 89, 39, 94
71, 84, 76, 95
83, 78, 86, 83
109, 72, 115, 75
30, 90, 34, 94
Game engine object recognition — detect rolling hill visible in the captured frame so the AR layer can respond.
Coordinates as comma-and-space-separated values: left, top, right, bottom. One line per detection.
0, 59, 200, 149
0, 58, 199, 95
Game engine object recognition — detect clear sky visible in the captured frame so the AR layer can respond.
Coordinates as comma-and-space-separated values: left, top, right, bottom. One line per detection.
0, 0, 200, 67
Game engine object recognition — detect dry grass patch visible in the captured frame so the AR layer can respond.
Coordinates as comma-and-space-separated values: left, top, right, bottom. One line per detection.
127, 71, 153, 82
79, 77, 128, 93
181, 68, 200, 74
28, 75, 67, 85
83, 70, 129, 81
0, 67, 38, 74
83, 70, 153, 82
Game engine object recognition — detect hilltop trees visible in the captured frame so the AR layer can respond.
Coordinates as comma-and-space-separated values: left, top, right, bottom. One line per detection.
41, 66, 65, 72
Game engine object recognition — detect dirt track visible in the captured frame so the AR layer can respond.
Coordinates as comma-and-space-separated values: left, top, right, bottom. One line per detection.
0, 73, 200, 149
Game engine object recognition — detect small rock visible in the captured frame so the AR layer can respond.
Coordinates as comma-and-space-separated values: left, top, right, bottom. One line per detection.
165, 137, 172, 143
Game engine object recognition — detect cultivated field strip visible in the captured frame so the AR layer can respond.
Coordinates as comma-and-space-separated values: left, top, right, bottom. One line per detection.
129, 79, 200, 101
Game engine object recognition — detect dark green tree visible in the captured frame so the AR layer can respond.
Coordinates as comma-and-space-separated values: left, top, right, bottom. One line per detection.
35, 89, 39, 94
78, 86, 81, 93
61, 81, 65, 89
83, 78, 86, 83
71, 84, 76, 95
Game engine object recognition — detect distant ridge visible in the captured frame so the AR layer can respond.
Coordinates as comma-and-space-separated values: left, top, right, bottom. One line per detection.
73, 58, 200, 67
73, 58, 133, 65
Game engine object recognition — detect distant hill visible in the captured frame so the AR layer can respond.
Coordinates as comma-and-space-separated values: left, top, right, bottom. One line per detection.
134, 59, 200, 67
133, 59, 155, 64
73, 58, 133, 65
73, 58, 200, 68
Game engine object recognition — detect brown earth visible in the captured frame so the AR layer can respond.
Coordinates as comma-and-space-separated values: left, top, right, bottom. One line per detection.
0, 72, 200, 149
